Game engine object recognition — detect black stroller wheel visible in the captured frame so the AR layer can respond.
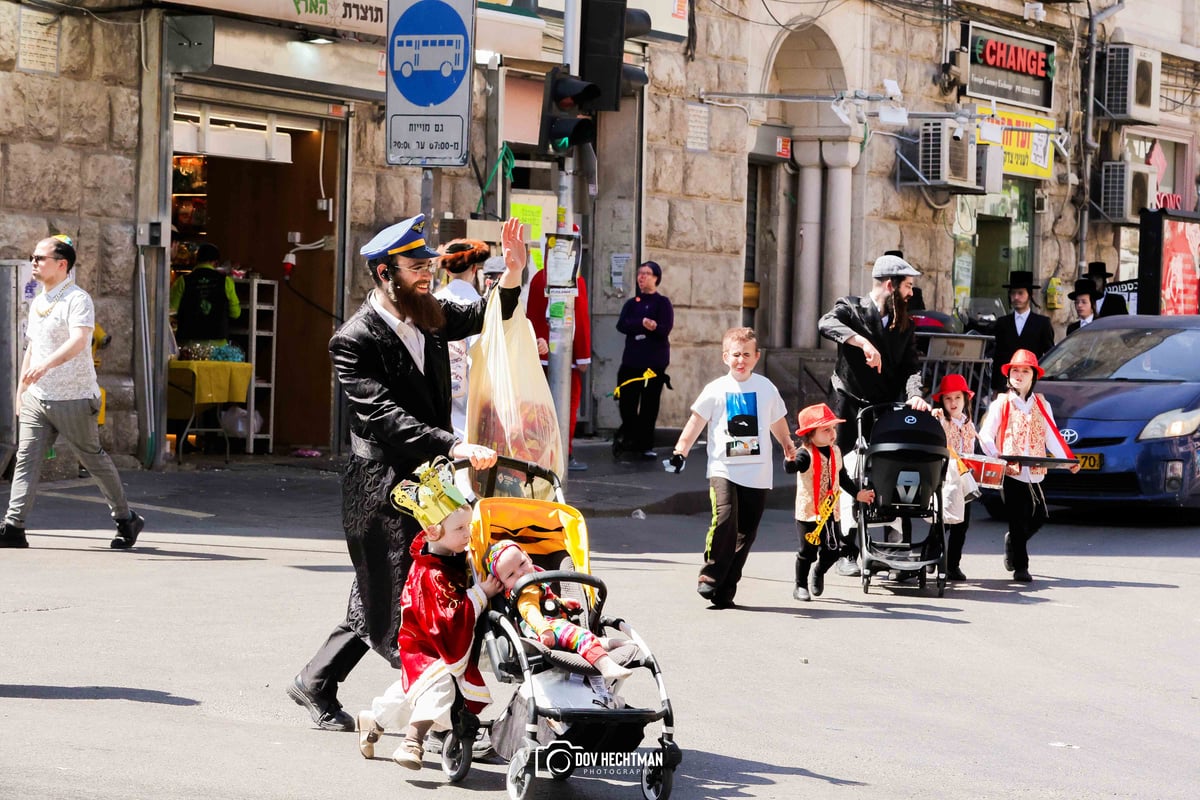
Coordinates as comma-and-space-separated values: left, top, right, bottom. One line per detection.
861, 573, 870, 594
506, 747, 535, 800
641, 759, 675, 800
440, 730, 472, 783
918, 569, 927, 590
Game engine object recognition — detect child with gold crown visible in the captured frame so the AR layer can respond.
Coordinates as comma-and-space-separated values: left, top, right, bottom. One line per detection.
356, 458, 502, 770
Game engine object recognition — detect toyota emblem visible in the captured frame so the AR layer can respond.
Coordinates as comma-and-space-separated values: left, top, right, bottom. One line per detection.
1061, 429, 1079, 445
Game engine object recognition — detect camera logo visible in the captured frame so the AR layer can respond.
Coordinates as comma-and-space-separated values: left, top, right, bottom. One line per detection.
534, 741, 586, 778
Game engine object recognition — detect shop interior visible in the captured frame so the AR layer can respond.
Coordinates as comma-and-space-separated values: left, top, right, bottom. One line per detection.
171, 105, 344, 454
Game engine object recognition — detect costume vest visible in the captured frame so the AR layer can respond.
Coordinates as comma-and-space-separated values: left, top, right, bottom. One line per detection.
176, 267, 230, 341
794, 444, 842, 522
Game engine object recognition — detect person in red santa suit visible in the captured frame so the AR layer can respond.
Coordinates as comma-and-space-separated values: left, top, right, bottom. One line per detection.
355, 459, 502, 770
526, 265, 592, 471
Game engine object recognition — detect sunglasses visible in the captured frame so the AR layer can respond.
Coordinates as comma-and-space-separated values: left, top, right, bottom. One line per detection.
30, 255, 63, 264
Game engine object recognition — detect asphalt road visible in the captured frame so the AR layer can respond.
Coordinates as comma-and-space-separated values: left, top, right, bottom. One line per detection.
2, 464, 1198, 799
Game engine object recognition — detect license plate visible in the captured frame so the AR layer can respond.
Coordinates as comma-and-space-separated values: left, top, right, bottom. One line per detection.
1076, 452, 1103, 470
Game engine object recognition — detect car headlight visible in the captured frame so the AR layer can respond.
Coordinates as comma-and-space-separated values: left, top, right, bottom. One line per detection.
1137, 407, 1200, 441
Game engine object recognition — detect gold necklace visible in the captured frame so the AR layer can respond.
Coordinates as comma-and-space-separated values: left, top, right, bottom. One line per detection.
35, 278, 73, 318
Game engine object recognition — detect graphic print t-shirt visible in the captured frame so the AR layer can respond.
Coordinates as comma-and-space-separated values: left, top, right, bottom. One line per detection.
692, 372, 786, 489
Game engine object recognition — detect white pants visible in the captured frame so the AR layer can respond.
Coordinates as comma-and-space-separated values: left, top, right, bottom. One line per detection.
371, 672, 455, 733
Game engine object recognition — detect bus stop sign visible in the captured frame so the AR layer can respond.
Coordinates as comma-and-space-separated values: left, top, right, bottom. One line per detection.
386, 0, 475, 167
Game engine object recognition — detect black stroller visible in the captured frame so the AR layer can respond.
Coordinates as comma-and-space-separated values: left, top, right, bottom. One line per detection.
852, 404, 951, 596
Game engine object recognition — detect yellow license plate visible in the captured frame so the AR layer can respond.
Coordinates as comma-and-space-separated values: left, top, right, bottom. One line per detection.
1076, 452, 1103, 470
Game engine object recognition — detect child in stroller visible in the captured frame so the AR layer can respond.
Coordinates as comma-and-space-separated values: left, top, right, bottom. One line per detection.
463, 457, 681, 800
485, 540, 634, 681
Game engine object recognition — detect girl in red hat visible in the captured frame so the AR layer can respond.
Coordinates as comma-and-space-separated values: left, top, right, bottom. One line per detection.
930, 374, 979, 581
789, 403, 875, 601
978, 350, 1080, 582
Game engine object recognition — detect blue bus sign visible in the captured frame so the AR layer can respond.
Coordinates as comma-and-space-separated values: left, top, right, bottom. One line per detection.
386, 0, 475, 166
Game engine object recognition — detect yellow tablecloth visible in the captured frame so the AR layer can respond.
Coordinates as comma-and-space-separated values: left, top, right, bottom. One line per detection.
167, 360, 253, 419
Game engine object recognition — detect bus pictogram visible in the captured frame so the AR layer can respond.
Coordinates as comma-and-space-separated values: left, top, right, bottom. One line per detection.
393, 35, 465, 79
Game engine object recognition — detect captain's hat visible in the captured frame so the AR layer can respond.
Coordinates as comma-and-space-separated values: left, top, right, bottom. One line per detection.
390, 457, 469, 530
359, 214, 440, 261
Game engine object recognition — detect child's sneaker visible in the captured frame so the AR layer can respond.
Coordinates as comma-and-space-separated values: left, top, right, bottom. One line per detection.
358, 711, 382, 759
392, 738, 424, 770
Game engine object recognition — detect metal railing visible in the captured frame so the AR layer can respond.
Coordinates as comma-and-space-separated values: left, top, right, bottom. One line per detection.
917, 332, 995, 424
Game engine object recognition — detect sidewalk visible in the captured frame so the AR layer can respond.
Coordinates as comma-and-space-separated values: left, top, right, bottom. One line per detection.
161, 434, 796, 518
554, 435, 795, 518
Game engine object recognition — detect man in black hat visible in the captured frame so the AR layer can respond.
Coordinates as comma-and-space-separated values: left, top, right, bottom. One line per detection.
288, 215, 526, 733
819, 252, 931, 576
1085, 261, 1129, 317
991, 270, 1054, 395
1066, 278, 1102, 335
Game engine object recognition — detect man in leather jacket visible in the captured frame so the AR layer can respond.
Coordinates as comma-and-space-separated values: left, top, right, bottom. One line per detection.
818, 253, 931, 575
288, 215, 526, 731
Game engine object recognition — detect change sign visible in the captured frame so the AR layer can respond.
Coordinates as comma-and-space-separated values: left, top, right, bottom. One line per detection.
385, 0, 475, 166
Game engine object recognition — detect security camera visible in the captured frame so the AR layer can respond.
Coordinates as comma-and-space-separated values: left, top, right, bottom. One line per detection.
952, 124, 965, 141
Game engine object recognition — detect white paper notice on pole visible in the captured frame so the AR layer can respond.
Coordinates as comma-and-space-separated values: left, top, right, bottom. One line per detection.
385, 0, 475, 167
610, 253, 632, 292
544, 233, 581, 288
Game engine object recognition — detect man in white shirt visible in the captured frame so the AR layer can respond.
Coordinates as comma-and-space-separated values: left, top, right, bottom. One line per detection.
1066, 279, 1101, 335
2, 235, 144, 549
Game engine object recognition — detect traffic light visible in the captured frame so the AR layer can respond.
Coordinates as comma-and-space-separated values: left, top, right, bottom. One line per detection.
538, 65, 600, 155
580, 0, 651, 112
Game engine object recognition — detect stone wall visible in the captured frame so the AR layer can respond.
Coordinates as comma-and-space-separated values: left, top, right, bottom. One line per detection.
0, 1, 141, 467
632, 6, 750, 432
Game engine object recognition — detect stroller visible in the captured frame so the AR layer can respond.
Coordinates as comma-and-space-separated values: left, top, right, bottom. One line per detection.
852, 404, 951, 597
440, 457, 681, 800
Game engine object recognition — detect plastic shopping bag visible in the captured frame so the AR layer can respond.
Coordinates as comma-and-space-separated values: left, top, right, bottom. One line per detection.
467, 295, 565, 482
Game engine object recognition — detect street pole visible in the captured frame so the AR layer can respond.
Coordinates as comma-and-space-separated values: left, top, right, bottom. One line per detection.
548, 1, 580, 482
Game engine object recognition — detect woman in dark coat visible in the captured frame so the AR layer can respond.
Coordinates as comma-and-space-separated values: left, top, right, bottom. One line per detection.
614, 261, 674, 459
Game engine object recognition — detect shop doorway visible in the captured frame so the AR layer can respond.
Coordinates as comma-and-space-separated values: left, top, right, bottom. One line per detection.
974, 216, 1012, 306
172, 115, 344, 452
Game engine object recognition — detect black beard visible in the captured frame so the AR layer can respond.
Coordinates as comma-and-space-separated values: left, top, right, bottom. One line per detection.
382, 276, 446, 333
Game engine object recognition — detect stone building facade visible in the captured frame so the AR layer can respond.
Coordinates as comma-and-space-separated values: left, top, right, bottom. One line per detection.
3, 0, 1198, 469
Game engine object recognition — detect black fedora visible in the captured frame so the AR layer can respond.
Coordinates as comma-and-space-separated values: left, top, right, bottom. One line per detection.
1001, 270, 1040, 290
1085, 261, 1113, 279
1067, 278, 1100, 301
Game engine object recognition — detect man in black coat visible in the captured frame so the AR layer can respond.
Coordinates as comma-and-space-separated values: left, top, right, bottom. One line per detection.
287, 215, 526, 731
818, 253, 931, 575
1086, 261, 1129, 317
991, 270, 1054, 395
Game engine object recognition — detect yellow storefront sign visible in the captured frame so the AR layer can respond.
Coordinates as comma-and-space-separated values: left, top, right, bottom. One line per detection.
976, 105, 1055, 180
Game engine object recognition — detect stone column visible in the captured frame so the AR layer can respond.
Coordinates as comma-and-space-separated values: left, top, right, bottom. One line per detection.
792, 140, 823, 348
820, 140, 861, 348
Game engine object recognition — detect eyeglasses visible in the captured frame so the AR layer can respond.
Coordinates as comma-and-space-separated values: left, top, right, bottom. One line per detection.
30, 255, 63, 264
392, 260, 436, 274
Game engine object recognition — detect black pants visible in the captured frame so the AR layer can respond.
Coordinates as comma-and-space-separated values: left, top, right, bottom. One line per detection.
297, 619, 369, 701
795, 519, 841, 584
616, 363, 667, 453
699, 477, 767, 604
1001, 476, 1047, 571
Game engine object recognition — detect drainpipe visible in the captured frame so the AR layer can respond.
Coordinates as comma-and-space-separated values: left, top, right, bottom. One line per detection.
1078, 1, 1126, 272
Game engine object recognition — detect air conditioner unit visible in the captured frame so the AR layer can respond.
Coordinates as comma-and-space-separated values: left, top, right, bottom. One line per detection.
916, 119, 978, 191
1098, 160, 1157, 225
1102, 44, 1161, 124
976, 144, 1005, 194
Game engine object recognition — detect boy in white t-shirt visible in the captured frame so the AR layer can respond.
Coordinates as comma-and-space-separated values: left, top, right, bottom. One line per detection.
667, 327, 795, 608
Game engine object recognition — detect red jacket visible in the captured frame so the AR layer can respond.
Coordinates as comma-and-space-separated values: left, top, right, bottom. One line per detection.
526, 268, 591, 369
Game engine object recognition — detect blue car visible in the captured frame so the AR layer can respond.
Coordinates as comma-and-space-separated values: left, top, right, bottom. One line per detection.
1001, 315, 1200, 510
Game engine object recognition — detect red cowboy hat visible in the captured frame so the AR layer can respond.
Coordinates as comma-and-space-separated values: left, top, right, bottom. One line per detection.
795, 403, 845, 436
1001, 348, 1045, 378
932, 373, 974, 402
